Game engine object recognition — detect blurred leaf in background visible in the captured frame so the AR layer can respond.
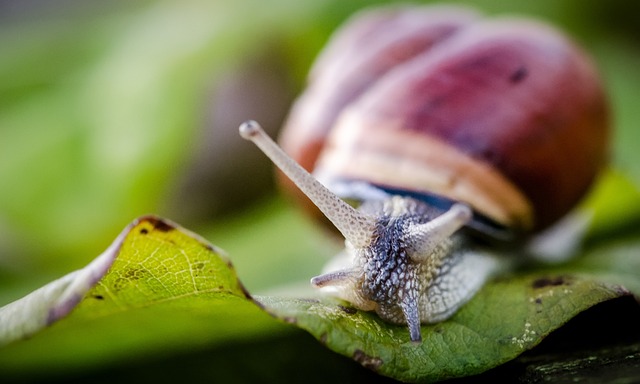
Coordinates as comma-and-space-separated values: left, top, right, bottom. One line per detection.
0, 0, 639, 382
0, 0, 341, 299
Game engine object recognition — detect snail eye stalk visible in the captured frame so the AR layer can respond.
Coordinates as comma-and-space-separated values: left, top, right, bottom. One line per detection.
239, 120, 376, 248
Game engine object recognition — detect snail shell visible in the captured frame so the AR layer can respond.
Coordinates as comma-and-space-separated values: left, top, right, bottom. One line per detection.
279, 5, 609, 234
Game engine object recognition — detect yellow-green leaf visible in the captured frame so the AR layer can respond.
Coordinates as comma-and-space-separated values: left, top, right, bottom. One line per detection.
1, 211, 638, 382
0, 216, 285, 374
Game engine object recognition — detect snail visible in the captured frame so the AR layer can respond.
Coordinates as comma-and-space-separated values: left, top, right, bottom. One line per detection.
240, 5, 609, 342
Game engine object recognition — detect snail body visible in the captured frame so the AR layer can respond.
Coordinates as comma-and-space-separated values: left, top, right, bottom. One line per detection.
241, 5, 609, 342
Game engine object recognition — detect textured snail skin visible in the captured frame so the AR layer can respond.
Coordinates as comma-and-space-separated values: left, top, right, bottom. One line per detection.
280, 5, 609, 233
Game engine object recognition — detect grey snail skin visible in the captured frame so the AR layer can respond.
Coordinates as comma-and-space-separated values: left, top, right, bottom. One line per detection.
240, 5, 609, 342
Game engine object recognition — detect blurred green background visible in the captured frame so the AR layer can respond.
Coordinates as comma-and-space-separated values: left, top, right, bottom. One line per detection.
0, 0, 639, 379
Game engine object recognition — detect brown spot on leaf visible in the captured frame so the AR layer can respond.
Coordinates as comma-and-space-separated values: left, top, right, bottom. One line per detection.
144, 217, 175, 232
112, 277, 129, 291
92, 295, 105, 300
532, 276, 569, 289
124, 267, 147, 281
339, 305, 357, 315
353, 349, 383, 371
193, 262, 205, 276
139, 228, 149, 235
535, 298, 542, 304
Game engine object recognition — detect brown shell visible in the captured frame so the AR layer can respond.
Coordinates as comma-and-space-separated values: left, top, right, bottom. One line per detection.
279, 5, 609, 232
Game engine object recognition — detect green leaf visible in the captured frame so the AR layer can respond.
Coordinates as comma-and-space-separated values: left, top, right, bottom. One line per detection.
1, 207, 638, 382
259, 275, 628, 382
0, 216, 285, 374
